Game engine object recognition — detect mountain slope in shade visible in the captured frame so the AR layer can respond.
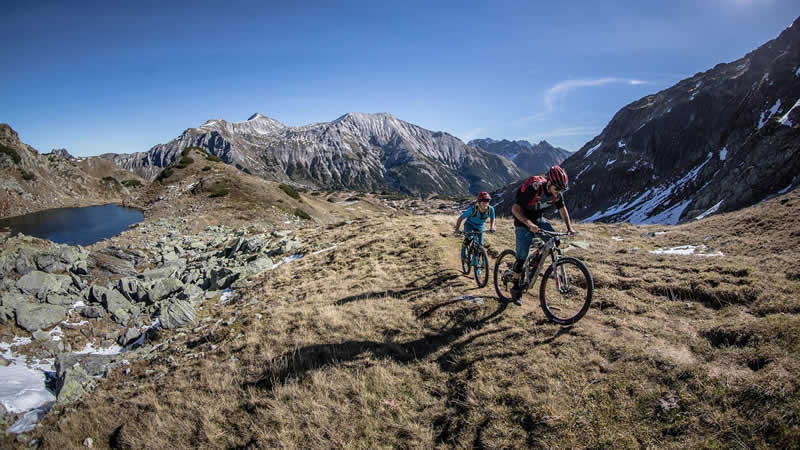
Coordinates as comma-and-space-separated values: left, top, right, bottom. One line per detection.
105, 113, 525, 197
468, 138, 571, 175
558, 16, 800, 224
0, 124, 144, 219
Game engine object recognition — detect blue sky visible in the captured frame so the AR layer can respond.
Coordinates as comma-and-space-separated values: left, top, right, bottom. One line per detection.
1, 0, 795, 156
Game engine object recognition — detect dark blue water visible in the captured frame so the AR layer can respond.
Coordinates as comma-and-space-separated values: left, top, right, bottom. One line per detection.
0, 204, 144, 246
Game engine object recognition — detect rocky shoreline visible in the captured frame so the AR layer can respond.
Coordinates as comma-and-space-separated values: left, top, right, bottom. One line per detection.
0, 216, 307, 436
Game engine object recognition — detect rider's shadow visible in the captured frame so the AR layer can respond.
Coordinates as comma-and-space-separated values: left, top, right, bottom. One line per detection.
334, 269, 466, 306
244, 300, 512, 391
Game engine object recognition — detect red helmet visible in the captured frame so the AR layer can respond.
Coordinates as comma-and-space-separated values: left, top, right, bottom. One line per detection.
477, 191, 491, 201
547, 165, 568, 190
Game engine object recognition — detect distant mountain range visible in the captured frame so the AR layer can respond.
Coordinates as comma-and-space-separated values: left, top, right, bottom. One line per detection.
468, 138, 571, 175
555, 16, 800, 224
103, 113, 527, 197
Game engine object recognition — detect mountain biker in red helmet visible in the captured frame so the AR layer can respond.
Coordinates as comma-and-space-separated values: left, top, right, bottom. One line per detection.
509, 165, 576, 305
454, 191, 496, 270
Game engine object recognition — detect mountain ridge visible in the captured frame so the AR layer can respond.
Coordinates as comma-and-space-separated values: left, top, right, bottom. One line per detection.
104, 113, 526, 197
557, 16, 800, 224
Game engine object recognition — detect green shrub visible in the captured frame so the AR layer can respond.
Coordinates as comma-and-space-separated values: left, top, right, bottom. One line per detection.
102, 176, 117, 183
121, 179, 142, 187
20, 169, 35, 181
157, 168, 174, 181
279, 183, 301, 200
175, 156, 194, 169
1, 144, 21, 164
294, 208, 311, 220
182, 146, 203, 157
207, 182, 230, 198
205, 155, 222, 162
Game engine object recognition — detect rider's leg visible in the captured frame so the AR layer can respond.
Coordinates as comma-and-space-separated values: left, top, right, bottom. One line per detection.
511, 226, 533, 304
528, 219, 554, 268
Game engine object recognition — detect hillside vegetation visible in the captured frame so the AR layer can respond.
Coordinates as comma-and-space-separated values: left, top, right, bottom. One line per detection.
25, 188, 800, 448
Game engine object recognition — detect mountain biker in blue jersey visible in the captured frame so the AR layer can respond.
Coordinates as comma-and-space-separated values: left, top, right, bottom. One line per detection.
510, 165, 576, 305
454, 191, 496, 266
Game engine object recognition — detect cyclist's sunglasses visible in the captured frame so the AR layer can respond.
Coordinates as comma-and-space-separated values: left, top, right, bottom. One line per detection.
479, 200, 490, 203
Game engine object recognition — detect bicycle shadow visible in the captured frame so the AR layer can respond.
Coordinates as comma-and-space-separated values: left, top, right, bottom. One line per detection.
245, 299, 511, 391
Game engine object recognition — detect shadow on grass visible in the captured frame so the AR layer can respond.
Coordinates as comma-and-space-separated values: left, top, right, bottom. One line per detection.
334, 269, 466, 306
248, 270, 572, 445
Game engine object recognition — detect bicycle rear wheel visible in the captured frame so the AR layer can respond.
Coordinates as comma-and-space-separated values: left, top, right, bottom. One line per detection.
539, 257, 593, 325
473, 247, 489, 288
493, 249, 517, 301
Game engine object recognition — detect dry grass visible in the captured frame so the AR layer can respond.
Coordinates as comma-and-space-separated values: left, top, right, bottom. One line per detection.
28, 192, 800, 449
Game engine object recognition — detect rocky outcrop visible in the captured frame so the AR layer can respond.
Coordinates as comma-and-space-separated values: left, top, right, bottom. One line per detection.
559, 17, 800, 224
0, 124, 146, 219
105, 113, 525, 197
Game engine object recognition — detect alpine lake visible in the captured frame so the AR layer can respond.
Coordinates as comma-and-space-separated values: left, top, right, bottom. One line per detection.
0, 204, 144, 246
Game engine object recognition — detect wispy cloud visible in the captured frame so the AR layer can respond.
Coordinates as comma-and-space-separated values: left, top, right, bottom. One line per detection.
528, 126, 602, 140
544, 78, 649, 110
515, 77, 650, 125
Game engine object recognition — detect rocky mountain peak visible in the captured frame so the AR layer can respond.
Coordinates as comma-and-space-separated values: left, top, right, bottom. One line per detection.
469, 137, 570, 175
560, 15, 800, 224
106, 113, 525, 197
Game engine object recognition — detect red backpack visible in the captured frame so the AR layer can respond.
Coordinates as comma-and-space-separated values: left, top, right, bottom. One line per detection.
519, 176, 547, 207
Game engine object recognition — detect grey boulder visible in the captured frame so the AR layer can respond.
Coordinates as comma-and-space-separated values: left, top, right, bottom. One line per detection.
15, 303, 66, 331
159, 299, 196, 329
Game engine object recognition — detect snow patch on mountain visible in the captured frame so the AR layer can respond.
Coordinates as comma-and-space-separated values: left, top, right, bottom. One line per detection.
584, 141, 602, 158
585, 152, 713, 225
779, 98, 800, 126
695, 200, 723, 220
758, 99, 782, 129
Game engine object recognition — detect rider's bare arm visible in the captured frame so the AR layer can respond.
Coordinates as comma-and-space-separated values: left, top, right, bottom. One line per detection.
558, 206, 576, 234
512, 204, 539, 232
454, 216, 464, 233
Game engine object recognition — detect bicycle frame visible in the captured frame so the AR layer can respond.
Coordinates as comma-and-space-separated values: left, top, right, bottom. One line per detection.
520, 230, 569, 291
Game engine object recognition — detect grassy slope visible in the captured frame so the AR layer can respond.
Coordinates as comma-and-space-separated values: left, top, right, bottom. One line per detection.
32, 191, 800, 448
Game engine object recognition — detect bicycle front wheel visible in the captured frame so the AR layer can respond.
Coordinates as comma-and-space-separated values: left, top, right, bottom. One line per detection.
473, 247, 489, 288
493, 249, 517, 301
539, 257, 593, 325
461, 247, 471, 275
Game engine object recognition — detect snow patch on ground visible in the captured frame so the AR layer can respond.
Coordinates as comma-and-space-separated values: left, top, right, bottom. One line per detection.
617, 140, 626, 148
649, 245, 723, 257
719, 147, 727, 161
76, 342, 122, 355
695, 200, 723, 220
584, 141, 602, 158
606, 159, 616, 167
0, 338, 56, 433
778, 184, 793, 194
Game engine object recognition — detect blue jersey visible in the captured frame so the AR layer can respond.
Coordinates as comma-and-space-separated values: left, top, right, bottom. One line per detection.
460, 204, 495, 231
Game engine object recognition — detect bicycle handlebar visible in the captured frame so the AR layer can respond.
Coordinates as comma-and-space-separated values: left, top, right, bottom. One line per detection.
538, 229, 572, 237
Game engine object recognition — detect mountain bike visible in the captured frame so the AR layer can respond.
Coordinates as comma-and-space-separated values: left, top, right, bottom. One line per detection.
458, 230, 491, 288
493, 229, 593, 325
